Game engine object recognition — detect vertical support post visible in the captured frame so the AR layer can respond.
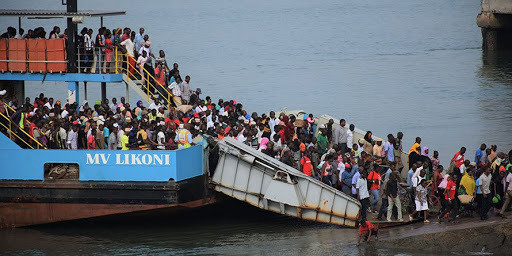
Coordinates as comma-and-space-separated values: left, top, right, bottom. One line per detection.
126, 83, 130, 103
18, 17, 21, 32
101, 82, 107, 102
115, 47, 118, 74
67, 81, 79, 104
66, 0, 78, 73
84, 82, 88, 101
100, 16, 104, 27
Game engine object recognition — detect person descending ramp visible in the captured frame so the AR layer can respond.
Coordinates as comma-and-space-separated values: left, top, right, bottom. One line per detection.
211, 137, 361, 227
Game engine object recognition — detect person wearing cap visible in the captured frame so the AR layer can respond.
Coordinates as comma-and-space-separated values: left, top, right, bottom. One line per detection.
371, 138, 384, 165
138, 35, 153, 57
316, 124, 328, 156
121, 127, 130, 150
175, 123, 193, 149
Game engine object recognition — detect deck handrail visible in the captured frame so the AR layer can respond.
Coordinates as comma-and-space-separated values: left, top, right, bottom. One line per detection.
115, 47, 177, 110
0, 110, 46, 149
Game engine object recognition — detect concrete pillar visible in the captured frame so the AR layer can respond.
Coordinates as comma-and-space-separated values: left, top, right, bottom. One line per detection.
101, 82, 107, 102
67, 81, 79, 104
482, 28, 498, 51
477, 10, 512, 51
125, 83, 129, 103
84, 82, 88, 101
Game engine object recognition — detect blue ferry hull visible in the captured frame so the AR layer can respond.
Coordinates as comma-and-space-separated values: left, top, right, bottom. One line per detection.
0, 133, 214, 227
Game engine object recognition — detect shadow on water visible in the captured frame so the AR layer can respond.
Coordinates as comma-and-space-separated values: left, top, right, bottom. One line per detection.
0, 197, 459, 255
0, 198, 362, 255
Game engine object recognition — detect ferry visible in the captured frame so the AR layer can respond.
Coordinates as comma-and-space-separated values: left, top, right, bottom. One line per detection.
0, 6, 218, 228
0, 4, 367, 228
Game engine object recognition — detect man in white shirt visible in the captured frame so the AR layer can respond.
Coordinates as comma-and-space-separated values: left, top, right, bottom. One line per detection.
134, 27, 145, 52
269, 111, 278, 134
15, 28, 24, 39
181, 76, 191, 104
333, 119, 348, 153
479, 168, 493, 220
347, 124, 354, 150
44, 98, 54, 109
157, 126, 166, 150
148, 98, 163, 111
120, 33, 135, 57
67, 125, 78, 149
356, 167, 370, 220
117, 126, 125, 149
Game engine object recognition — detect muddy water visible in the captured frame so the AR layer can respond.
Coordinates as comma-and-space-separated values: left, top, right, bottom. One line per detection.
0, 200, 458, 256
0, 0, 511, 254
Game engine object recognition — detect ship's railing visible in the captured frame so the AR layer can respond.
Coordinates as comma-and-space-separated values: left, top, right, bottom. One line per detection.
0, 110, 46, 149
76, 46, 121, 74
114, 47, 176, 110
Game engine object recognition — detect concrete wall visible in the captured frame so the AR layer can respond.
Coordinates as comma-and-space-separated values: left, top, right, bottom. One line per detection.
482, 0, 512, 14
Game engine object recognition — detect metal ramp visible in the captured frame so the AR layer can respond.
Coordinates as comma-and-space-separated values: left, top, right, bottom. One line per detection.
211, 137, 361, 227
122, 73, 154, 106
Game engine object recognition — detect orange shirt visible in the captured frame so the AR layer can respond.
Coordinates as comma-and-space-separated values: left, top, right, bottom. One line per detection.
358, 221, 375, 235
299, 142, 306, 152
368, 171, 381, 190
300, 156, 313, 176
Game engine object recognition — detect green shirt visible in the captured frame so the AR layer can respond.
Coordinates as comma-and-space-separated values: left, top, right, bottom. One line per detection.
317, 133, 327, 155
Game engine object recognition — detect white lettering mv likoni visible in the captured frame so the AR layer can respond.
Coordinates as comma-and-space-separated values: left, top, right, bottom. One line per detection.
86, 153, 171, 165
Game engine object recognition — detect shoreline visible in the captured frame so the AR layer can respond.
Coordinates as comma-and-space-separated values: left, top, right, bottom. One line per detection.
373, 217, 512, 254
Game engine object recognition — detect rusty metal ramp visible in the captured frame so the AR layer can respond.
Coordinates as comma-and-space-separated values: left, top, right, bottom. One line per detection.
211, 137, 361, 227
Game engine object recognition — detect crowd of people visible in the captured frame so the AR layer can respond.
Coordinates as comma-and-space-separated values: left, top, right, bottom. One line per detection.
2, 25, 512, 244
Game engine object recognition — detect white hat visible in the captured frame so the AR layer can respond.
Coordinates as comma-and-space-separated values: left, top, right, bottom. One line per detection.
319, 124, 326, 129
179, 124, 184, 129
159, 121, 166, 126
98, 115, 105, 122
0, 90, 6, 96
113, 123, 119, 128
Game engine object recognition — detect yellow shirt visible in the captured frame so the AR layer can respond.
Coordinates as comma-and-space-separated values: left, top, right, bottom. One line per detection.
121, 134, 129, 150
137, 129, 148, 150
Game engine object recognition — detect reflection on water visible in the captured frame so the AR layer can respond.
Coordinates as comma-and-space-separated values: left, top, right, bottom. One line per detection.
477, 51, 512, 155
0, 200, 454, 256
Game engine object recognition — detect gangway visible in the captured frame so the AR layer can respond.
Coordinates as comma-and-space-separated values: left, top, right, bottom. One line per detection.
211, 137, 361, 227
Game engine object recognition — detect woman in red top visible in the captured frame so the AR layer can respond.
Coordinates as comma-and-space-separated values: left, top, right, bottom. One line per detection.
104, 30, 113, 73
439, 175, 458, 222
